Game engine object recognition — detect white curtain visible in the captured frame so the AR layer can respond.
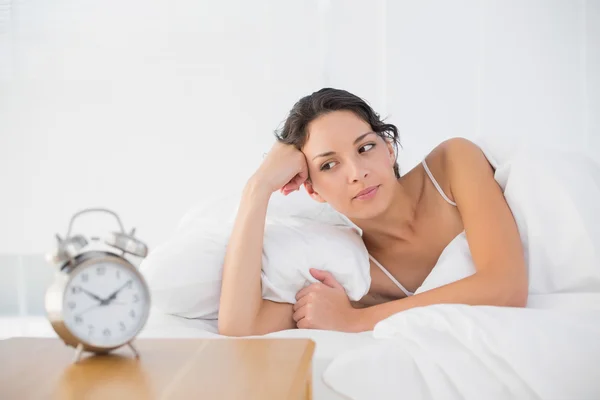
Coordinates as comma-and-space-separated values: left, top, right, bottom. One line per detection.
0, 0, 11, 33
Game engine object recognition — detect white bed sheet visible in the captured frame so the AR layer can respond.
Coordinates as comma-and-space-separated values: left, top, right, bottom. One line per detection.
324, 295, 600, 400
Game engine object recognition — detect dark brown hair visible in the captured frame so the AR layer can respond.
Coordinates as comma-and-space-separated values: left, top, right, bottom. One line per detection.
274, 88, 401, 178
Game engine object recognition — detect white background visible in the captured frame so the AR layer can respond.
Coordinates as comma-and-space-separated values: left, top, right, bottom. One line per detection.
0, 0, 599, 314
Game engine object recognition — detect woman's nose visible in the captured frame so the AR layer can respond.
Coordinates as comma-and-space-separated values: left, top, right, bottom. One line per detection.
347, 158, 369, 183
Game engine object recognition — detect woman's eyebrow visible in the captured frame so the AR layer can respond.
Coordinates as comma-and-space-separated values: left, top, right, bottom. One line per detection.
312, 131, 375, 161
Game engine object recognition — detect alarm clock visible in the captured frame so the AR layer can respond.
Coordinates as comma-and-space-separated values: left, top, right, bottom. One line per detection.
45, 208, 151, 363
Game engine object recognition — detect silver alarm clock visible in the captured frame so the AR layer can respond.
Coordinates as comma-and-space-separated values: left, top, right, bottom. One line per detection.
45, 208, 151, 363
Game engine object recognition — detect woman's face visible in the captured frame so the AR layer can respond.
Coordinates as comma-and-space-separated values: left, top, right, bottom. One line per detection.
301, 110, 398, 219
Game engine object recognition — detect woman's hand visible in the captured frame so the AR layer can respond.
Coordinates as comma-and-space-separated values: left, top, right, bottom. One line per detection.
293, 268, 361, 332
252, 141, 309, 195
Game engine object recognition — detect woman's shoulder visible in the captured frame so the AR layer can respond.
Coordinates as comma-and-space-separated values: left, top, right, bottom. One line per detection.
423, 137, 485, 174
412, 137, 486, 204
425, 137, 497, 204
428, 137, 482, 163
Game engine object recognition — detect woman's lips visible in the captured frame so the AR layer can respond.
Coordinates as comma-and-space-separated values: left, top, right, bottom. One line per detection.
354, 185, 379, 200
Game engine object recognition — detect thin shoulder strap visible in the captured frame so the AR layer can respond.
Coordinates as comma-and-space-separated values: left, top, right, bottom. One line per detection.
369, 254, 414, 297
422, 159, 457, 206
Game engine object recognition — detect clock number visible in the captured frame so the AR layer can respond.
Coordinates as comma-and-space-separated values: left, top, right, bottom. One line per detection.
71, 286, 81, 295
97, 266, 106, 276
126, 280, 133, 289
129, 309, 136, 319
116, 270, 121, 279
119, 321, 126, 331
133, 294, 140, 303
68, 301, 76, 310
74, 315, 83, 324
81, 273, 88, 283
103, 328, 111, 337
88, 325, 94, 334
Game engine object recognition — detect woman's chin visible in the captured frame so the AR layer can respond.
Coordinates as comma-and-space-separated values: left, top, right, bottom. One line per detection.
344, 200, 388, 221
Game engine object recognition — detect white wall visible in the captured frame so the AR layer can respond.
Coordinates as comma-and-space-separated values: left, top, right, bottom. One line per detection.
588, 0, 600, 156
0, 0, 324, 254
0, 0, 598, 313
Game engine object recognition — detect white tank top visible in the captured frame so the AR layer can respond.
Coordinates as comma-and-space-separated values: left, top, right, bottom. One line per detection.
368, 159, 457, 296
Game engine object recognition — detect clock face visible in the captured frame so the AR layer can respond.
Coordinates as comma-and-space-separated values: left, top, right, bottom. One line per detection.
62, 261, 149, 348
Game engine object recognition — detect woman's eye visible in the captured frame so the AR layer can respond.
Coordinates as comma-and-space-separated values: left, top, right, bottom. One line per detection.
320, 161, 336, 171
359, 143, 376, 153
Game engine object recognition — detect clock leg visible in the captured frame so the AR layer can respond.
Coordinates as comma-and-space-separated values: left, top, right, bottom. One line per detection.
73, 343, 84, 363
128, 342, 140, 359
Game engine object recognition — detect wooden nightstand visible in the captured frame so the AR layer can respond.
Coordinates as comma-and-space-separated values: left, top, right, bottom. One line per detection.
0, 337, 315, 400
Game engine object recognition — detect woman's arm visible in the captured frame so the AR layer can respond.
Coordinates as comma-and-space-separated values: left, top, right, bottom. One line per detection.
218, 141, 308, 336
353, 138, 528, 331
218, 178, 295, 336
354, 272, 524, 331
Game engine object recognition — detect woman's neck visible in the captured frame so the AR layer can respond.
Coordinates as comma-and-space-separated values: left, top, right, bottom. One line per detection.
352, 177, 422, 252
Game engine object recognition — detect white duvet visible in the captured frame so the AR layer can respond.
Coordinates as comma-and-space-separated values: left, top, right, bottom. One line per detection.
324, 303, 600, 400
322, 138, 600, 400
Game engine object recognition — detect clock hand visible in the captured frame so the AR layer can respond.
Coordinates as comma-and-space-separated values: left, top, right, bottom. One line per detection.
74, 301, 128, 319
76, 303, 104, 316
103, 279, 133, 304
78, 287, 105, 303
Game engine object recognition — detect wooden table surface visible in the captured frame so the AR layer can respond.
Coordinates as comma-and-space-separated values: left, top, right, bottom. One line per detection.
0, 337, 315, 400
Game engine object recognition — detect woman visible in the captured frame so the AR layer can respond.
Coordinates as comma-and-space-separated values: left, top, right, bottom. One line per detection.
218, 88, 527, 337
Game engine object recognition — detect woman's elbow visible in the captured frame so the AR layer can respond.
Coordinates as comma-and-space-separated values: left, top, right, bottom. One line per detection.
507, 285, 528, 308
217, 314, 257, 337
500, 276, 528, 308
482, 271, 528, 308
218, 321, 253, 337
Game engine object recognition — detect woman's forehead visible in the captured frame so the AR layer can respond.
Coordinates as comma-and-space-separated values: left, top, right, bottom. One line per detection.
304, 110, 372, 150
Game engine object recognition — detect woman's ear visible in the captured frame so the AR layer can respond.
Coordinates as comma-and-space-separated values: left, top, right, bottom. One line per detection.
385, 139, 396, 164
303, 180, 326, 203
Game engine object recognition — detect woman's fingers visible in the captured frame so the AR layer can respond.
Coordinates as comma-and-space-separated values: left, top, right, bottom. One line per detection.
296, 283, 322, 301
281, 183, 300, 195
293, 171, 308, 187
281, 171, 308, 194
292, 294, 311, 312
292, 304, 307, 322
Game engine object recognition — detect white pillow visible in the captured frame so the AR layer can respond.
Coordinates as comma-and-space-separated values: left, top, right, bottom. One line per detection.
260, 217, 370, 304
495, 143, 600, 294
140, 209, 371, 319
140, 223, 230, 319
